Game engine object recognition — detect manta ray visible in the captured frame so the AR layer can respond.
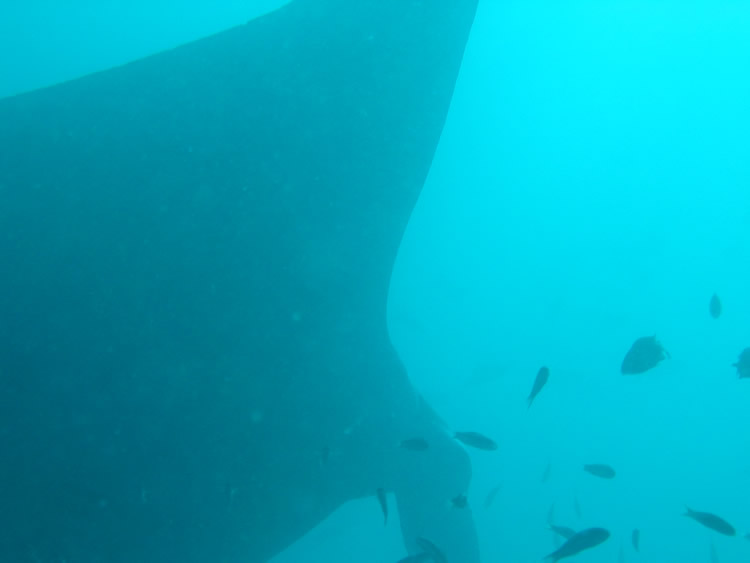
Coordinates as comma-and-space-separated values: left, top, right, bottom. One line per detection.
0, 0, 480, 561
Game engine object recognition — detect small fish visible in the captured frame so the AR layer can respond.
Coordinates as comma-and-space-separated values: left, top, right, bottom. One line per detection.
733, 347, 750, 379
618, 544, 626, 563
543, 527, 610, 561
684, 507, 736, 536
451, 493, 468, 508
527, 366, 550, 408
744, 532, 750, 541
415, 537, 447, 563
709, 293, 722, 319
573, 496, 582, 520
548, 524, 577, 539
631, 528, 640, 552
583, 463, 616, 479
400, 438, 429, 451
483, 483, 501, 510
621, 336, 669, 374
541, 461, 552, 483
376, 488, 388, 525
454, 431, 498, 451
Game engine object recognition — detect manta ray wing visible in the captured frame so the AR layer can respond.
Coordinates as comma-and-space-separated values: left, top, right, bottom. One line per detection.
0, 0, 479, 561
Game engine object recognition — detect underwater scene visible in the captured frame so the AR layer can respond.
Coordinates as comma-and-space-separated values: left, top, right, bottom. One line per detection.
0, 1, 748, 562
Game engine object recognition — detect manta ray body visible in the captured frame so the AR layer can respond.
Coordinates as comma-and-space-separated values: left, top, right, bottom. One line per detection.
0, 0, 479, 561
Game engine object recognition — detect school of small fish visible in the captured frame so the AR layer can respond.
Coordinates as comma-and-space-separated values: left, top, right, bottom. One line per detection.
379, 292, 748, 561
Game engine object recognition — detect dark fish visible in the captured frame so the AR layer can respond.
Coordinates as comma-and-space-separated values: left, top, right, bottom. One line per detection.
376, 488, 388, 525
415, 537, 447, 563
733, 347, 750, 379
454, 431, 498, 451
583, 463, 616, 479
709, 293, 722, 319
744, 532, 750, 541
400, 438, 429, 451
483, 483, 501, 510
684, 507, 736, 536
621, 336, 670, 374
548, 524, 576, 540
451, 493, 468, 508
541, 461, 552, 483
527, 366, 550, 408
631, 528, 640, 552
543, 527, 610, 562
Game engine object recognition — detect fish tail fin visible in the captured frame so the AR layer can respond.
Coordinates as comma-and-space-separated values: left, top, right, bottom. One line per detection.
684, 506, 693, 516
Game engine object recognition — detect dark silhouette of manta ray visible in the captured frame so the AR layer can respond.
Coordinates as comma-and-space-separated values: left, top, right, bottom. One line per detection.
0, 0, 479, 561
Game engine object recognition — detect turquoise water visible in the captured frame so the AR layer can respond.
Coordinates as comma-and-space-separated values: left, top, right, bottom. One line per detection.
392, 3, 750, 561
2, 1, 748, 561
